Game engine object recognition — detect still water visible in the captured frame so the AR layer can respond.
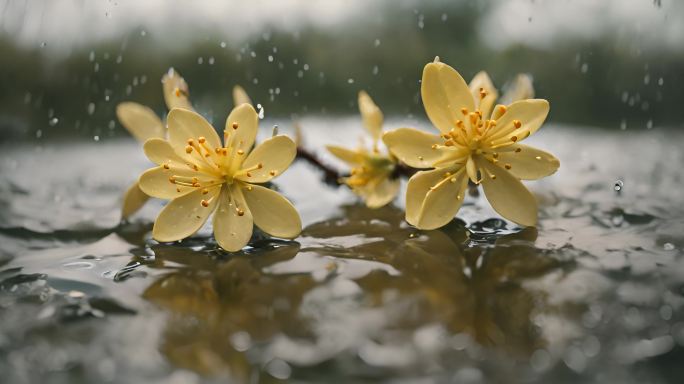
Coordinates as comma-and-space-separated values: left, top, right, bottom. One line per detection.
0, 119, 683, 383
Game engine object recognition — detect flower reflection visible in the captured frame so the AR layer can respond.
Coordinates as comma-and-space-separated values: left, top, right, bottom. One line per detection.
142, 205, 566, 379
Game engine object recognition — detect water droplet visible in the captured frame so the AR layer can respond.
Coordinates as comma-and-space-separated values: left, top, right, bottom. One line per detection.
220, 41, 226, 48
663, 243, 675, 251
658, 77, 664, 86
93, 135, 100, 142
347, 78, 355, 84
49, 117, 59, 126
613, 179, 624, 194
208, 56, 215, 65
268, 55, 274, 62
257, 104, 265, 119
87, 103, 96, 115
36, 129, 42, 138
372, 65, 379, 75
303, 63, 310, 71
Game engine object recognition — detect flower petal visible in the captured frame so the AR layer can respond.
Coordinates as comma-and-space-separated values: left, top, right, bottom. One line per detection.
121, 181, 150, 219
236, 135, 296, 183
143, 138, 187, 165
500, 74, 534, 105
242, 184, 302, 238
405, 165, 467, 230
139, 165, 218, 199
484, 99, 549, 144
382, 128, 444, 169
468, 71, 499, 119
167, 108, 221, 153
362, 177, 400, 209
213, 184, 254, 252
162, 68, 193, 111
115, 102, 165, 143
232, 85, 252, 106
326, 145, 365, 166
152, 186, 221, 242
224, 103, 259, 164
421, 60, 475, 134
496, 144, 560, 180
478, 156, 538, 226
358, 91, 384, 144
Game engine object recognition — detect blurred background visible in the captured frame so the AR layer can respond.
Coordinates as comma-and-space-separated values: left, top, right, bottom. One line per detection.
0, 0, 682, 142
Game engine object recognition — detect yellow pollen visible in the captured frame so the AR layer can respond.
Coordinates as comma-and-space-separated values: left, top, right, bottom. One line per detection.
505, 164, 512, 170
174, 88, 181, 97
535, 156, 542, 160
515, 147, 522, 153
499, 105, 507, 114
187, 138, 194, 145
513, 120, 522, 129
176, 188, 181, 192
461, 107, 468, 115
269, 170, 277, 176
510, 136, 518, 142
431, 144, 438, 149
450, 177, 457, 183
246, 186, 253, 191
236, 208, 245, 216
246, 172, 252, 177
201, 188, 209, 194
193, 164, 199, 171
257, 163, 263, 169
168, 176, 176, 183
418, 156, 424, 160
185, 146, 193, 154
237, 149, 244, 155
232, 122, 239, 130
201, 200, 209, 207
163, 164, 170, 169
192, 182, 200, 187
492, 153, 499, 159
490, 174, 497, 180
198, 137, 206, 144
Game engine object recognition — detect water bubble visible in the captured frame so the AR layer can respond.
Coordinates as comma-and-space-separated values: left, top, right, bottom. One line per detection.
49, 117, 59, 126
663, 243, 675, 251
87, 103, 95, 115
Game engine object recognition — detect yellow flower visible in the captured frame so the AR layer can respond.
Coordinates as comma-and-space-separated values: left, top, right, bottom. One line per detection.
116, 68, 252, 219
138, 104, 302, 252
326, 91, 400, 208
383, 58, 559, 229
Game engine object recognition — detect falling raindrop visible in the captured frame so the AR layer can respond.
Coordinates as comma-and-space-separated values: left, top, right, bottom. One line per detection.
220, 41, 226, 48
257, 104, 265, 119
613, 179, 624, 194
374, 39, 381, 47
580, 63, 589, 73
49, 117, 59, 126
347, 78, 355, 84
646, 119, 653, 129
87, 103, 96, 115
620, 119, 627, 130
208, 57, 215, 65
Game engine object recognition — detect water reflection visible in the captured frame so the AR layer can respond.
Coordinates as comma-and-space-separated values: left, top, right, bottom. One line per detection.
143, 204, 569, 379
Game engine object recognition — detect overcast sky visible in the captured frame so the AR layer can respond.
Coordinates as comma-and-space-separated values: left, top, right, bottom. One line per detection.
0, 0, 680, 54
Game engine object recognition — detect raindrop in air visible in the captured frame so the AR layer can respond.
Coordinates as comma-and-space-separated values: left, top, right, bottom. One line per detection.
646, 119, 653, 129
87, 103, 95, 115
49, 117, 59, 126
257, 104, 265, 119
613, 180, 624, 194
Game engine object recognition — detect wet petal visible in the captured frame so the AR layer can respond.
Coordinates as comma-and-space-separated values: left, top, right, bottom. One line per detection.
224, 103, 259, 161
363, 177, 400, 209
327, 145, 365, 166
405, 165, 466, 229
242, 184, 301, 238
500, 73, 534, 105
152, 186, 221, 242
162, 68, 193, 111
485, 99, 549, 144
421, 60, 475, 134
236, 135, 296, 183
143, 138, 186, 165
232, 85, 252, 106
115, 102, 164, 143
167, 108, 221, 153
478, 157, 538, 226
121, 181, 150, 219
382, 128, 444, 168
139, 165, 217, 199
358, 91, 384, 144
213, 184, 253, 252
496, 144, 560, 180
469, 71, 499, 119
